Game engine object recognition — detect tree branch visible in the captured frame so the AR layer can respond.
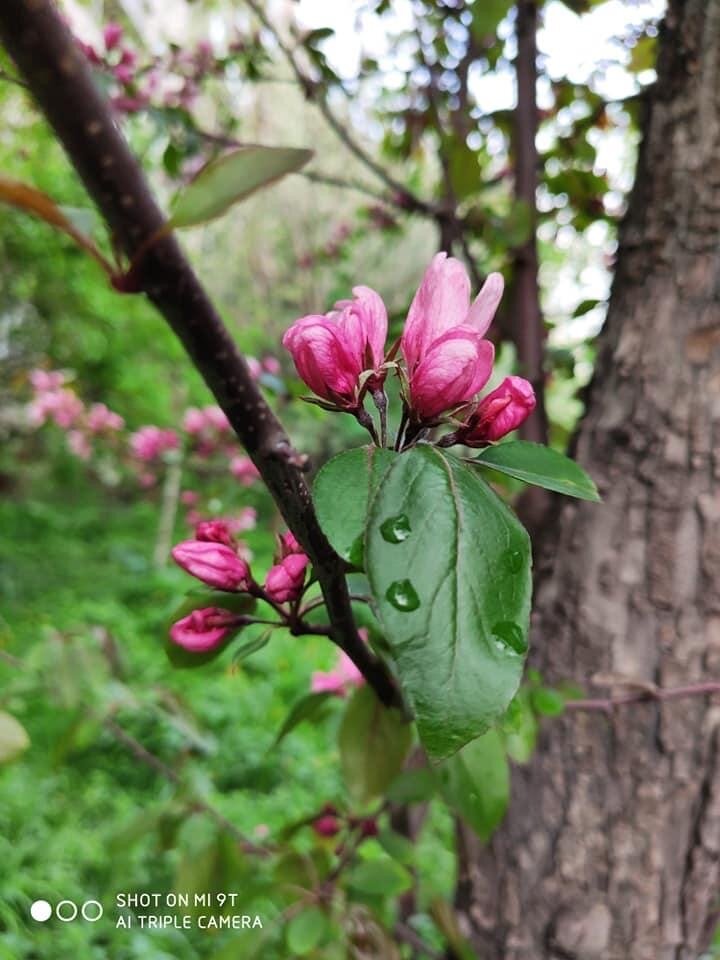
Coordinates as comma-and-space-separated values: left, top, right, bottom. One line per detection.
245, 0, 435, 218
0, 0, 401, 709
564, 680, 720, 714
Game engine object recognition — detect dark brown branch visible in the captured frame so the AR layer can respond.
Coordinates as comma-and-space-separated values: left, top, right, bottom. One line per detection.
0, 0, 400, 710
512, 0, 547, 446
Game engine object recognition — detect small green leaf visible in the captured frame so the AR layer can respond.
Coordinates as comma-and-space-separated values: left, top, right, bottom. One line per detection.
347, 858, 413, 896
572, 297, 602, 318
286, 906, 328, 955
501, 691, 538, 764
169, 146, 313, 228
232, 629, 272, 664
531, 687, 566, 717
437, 730, 509, 841
0, 712, 30, 763
377, 829, 415, 866
274, 692, 334, 746
339, 686, 412, 805
473, 441, 600, 502
366, 446, 532, 759
314, 446, 397, 566
386, 767, 438, 804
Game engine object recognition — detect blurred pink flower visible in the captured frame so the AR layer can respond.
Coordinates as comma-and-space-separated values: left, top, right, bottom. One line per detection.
87, 402, 124, 433
230, 455, 260, 486
311, 648, 365, 697
103, 23, 123, 51
67, 430, 92, 460
29, 387, 84, 429
262, 355, 281, 376
129, 426, 179, 462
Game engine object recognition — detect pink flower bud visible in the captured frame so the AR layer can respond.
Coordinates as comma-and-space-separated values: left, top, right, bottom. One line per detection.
262, 355, 281, 376
401, 254, 503, 421
129, 426, 179, 461
171, 540, 251, 591
283, 285, 388, 406
229, 455, 260, 486
103, 23, 124, 51
87, 402, 124, 433
182, 407, 206, 435
195, 519, 236, 548
312, 814, 341, 838
264, 554, 309, 604
170, 607, 238, 653
458, 376, 536, 446
246, 356, 262, 380
203, 406, 231, 432
278, 531, 303, 559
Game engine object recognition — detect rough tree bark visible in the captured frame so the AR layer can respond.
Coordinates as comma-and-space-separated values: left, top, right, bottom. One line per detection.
456, 2, 720, 958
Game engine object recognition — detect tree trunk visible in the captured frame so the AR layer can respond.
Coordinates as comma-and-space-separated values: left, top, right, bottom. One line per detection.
456, 2, 720, 957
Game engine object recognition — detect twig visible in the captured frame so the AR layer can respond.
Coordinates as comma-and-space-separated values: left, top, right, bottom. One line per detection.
564, 681, 720, 714
0, 0, 401, 711
394, 921, 444, 960
104, 718, 268, 854
244, 0, 435, 217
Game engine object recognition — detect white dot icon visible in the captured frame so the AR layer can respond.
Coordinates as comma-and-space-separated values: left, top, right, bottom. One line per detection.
30, 900, 52, 922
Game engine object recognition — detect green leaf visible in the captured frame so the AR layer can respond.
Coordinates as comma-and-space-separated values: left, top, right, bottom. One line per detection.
386, 767, 438, 804
0, 712, 30, 764
377, 829, 415, 866
346, 858, 413, 896
169, 146, 313, 228
232, 628, 272, 664
437, 730, 509, 841
314, 446, 397, 567
338, 686, 412, 804
501, 691, 538, 764
366, 446, 532, 759
531, 687, 566, 717
572, 297, 602, 318
286, 907, 328, 955
274, 692, 334, 746
473, 441, 600, 502
471, 0, 513, 38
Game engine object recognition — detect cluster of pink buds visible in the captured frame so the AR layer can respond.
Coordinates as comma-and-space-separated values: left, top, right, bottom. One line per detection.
28, 370, 125, 461
283, 253, 536, 449
169, 524, 311, 653
311, 804, 378, 842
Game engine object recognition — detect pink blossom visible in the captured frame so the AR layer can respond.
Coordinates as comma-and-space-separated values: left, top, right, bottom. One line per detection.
312, 814, 341, 838
172, 539, 252, 591
113, 63, 135, 85
29, 388, 84, 429
203, 406, 230, 432
182, 407, 206, 435
87, 402, 124, 433
129, 426, 179, 462
311, 650, 365, 697
457, 376, 536, 446
264, 553, 309, 604
29, 369, 65, 391
262, 355, 281, 376
67, 430, 92, 460
282, 286, 387, 407
247, 356, 262, 380
230, 455, 260, 486
401, 254, 502, 421
103, 23, 124, 51
170, 607, 238, 653
181, 490, 199, 506
195, 519, 236, 548
227, 507, 257, 534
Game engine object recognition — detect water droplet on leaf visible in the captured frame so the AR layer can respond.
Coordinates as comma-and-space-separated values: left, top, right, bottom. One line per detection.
386, 579, 420, 612
380, 514, 412, 543
491, 621, 528, 656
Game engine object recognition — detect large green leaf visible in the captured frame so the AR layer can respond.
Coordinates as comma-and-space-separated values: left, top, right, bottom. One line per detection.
338, 686, 412, 804
473, 441, 600, 502
169, 146, 313, 228
0, 711, 30, 764
286, 907, 328, 955
313, 446, 397, 566
366, 445, 531, 759
437, 730, 509, 841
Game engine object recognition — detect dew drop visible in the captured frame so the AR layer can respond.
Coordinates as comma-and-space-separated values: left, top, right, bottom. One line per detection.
380, 514, 412, 544
386, 579, 420, 612
502, 549, 524, 574
491, 621, 528, 656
